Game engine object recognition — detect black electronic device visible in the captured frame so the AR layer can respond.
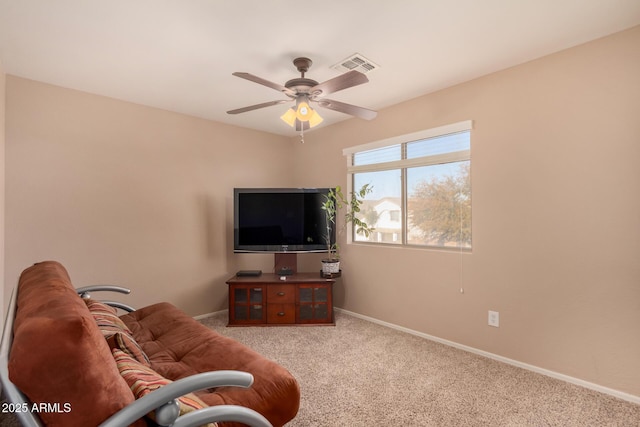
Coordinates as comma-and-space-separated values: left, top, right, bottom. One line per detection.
233, 188, 336, 253
236, 270, 262, 277
277, 267, 293, 276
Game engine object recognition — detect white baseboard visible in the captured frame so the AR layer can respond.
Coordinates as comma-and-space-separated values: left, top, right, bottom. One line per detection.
193, 309, 228, 321
335, 307, 640, 405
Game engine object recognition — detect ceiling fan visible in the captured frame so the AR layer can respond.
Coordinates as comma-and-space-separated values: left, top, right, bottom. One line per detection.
227, 57, 377, 132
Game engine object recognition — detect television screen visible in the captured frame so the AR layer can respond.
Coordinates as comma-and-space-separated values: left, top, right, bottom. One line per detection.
234, 188, 335, 253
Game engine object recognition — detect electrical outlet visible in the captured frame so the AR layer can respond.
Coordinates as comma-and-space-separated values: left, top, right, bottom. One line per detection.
488, 310, 500, 327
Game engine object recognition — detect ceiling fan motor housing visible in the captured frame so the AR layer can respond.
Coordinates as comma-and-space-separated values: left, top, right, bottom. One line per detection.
286, 57, 318, 94
285, 77, 319, 94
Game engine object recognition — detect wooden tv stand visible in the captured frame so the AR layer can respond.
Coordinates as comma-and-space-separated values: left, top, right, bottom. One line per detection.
226, 273, 335, 326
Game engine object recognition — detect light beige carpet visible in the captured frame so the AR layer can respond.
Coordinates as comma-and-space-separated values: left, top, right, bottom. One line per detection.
2, 311, 638, 426
201, 311, 640, 427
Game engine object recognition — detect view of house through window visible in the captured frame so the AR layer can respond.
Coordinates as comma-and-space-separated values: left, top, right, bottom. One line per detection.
345, 121, 472, 249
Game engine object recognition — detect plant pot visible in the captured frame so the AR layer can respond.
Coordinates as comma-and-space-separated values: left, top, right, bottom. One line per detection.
321, 259, 340, 275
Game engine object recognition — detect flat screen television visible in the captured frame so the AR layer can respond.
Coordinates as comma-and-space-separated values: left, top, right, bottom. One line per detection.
234, 188, 335, 253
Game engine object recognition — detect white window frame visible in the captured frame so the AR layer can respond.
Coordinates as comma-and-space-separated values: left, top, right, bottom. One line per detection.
343, 120, 473, 247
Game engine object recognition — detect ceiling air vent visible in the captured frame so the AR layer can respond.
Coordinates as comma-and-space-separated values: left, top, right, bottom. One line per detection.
331, 53, 379, 74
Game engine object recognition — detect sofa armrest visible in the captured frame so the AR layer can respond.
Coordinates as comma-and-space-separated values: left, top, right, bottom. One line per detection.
172, 405, 272, 427
96, 300, 136, 313
99, 371, 272, 427
76, 285, 136, 312
76, 284, 131, 298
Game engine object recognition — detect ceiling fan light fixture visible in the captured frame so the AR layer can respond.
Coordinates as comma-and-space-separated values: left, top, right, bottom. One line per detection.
295, 101, 312, 121
307, 109, 324, 127
280, 108, 297, 127
281, 101, 323, 129
295, 97, 323, 128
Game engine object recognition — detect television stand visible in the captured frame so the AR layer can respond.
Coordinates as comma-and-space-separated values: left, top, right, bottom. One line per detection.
226, 272, 335, 326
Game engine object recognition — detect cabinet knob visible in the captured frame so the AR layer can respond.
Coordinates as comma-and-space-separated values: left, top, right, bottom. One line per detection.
277, 292, 286, 296
277, 312, 285, 316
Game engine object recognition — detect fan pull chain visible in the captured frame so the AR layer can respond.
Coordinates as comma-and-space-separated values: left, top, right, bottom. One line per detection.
300, 126, 305, 143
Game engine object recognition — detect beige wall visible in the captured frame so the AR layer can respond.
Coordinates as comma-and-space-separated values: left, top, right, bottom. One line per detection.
4, 26, 639, 399
4, 77, 291, 315
290, 26, 640, 397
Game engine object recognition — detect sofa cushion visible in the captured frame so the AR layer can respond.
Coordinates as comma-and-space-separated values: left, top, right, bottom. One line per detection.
84, 298, 151, 366
8, 261, 143, 427
120, 302, 300, 427
108, 331, 152, 366
85, 298, 133, 335
113, 348, 217, 427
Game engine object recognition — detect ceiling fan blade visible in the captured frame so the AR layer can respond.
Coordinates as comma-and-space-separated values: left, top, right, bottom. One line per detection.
232, 72, 295, 96
309, 70, 369, 97
227, 99, 291, 115
316, 99, 377, 120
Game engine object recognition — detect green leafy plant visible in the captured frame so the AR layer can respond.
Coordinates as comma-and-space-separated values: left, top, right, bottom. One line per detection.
321, 184, 375, 260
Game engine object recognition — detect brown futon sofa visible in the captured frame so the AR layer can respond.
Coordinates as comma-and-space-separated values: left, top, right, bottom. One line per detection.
1, 261, 300, 427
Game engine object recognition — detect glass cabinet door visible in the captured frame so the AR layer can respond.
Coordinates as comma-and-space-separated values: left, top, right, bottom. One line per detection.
231, 285, 265, 324
297, 284, 332, 323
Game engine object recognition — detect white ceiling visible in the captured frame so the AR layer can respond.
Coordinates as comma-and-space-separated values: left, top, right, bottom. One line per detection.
1, 1, 639, 136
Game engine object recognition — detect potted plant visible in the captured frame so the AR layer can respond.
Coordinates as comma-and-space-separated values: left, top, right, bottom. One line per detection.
320, 184, 375, 276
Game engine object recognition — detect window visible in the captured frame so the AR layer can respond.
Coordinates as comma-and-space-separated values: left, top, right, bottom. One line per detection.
344, 121, 472, 249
